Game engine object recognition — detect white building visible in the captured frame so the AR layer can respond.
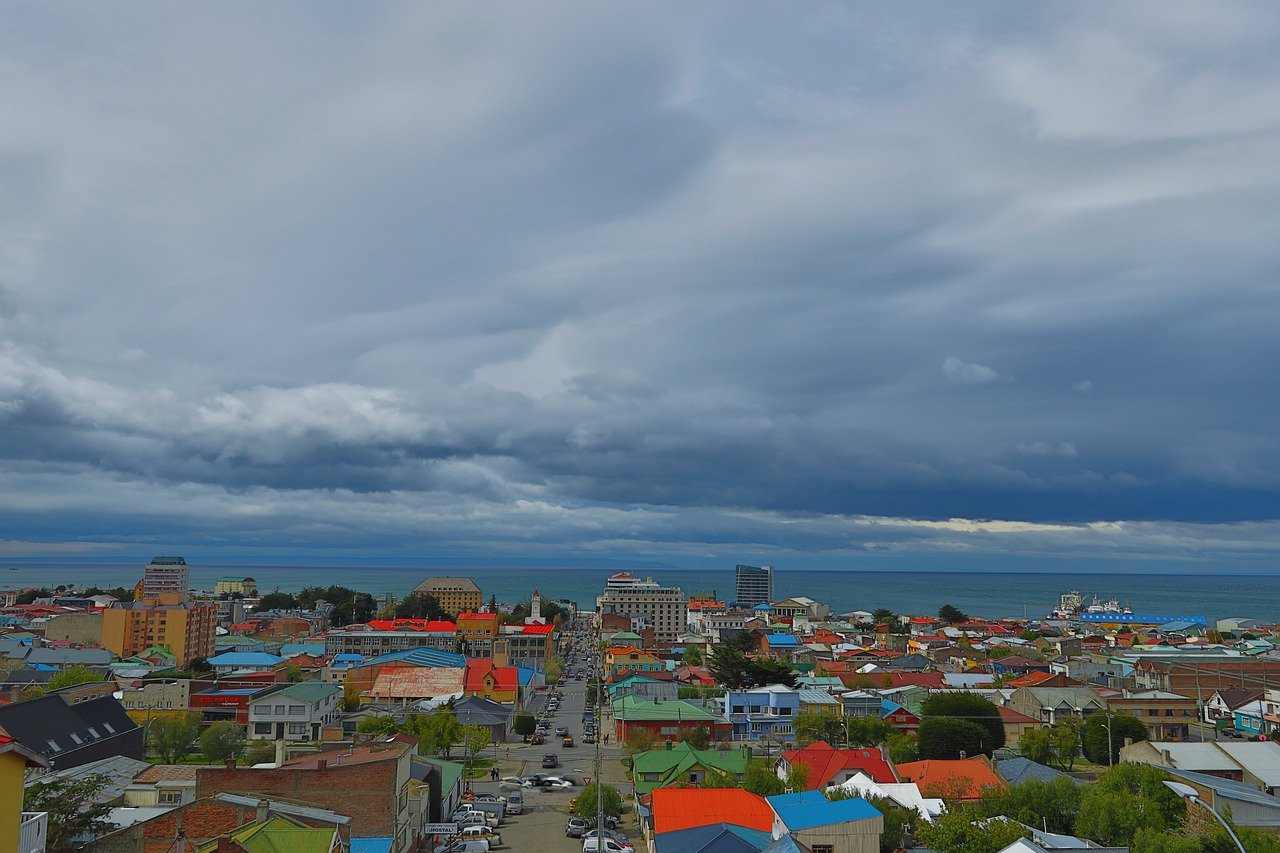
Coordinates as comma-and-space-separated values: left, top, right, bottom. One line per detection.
596, 573, 688, 643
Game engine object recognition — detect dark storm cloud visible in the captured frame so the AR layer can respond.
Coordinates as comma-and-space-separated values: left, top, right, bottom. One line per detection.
1, 1, 1279, 564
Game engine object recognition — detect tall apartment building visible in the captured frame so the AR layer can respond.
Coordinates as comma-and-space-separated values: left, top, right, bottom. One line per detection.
101, 599, 217, 667
734, 564, 774, 609
412, 577, 483, 615
142, 556, 191, 601
596, 573, 687, 643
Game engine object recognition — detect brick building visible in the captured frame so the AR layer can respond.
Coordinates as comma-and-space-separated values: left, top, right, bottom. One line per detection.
195, 743, 414, 850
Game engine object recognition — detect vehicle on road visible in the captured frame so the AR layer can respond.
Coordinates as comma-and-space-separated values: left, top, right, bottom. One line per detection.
530, 734, 545, 745
538, 776, 575, 789
583, 733, 596, 744
562, 735, 575, 747
499, 776, 527, 789
555, 726, 569, 736
542, 753, 559, 768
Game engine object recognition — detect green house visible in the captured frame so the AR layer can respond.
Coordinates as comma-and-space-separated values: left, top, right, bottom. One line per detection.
629, 741, 751, 794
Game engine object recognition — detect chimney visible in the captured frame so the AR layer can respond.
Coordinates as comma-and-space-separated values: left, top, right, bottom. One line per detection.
256, 800, 269, 822
224, 756, 236, 770
274, 738, 286, 765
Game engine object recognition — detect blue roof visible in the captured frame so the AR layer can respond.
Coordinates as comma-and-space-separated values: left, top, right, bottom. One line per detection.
760, 836, 811, 853
753, 604, 774, 611
516, 667, 537, 685
279, 643, 326, 656
767, 790, 880, 831
766, 634, 800, 648
207, 652, 285, 666
880, 699, 905, 716
361, 647, 467, 668
1079, 612, 1207, 626
1157, 621, 1204, 632
197, 688, 262, 696
655, 823, 774, 853
350, 839, 394, 853
334, 653, 364, 661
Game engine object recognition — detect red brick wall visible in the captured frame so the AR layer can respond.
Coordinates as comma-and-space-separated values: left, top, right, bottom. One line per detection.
196, 759, 398, 839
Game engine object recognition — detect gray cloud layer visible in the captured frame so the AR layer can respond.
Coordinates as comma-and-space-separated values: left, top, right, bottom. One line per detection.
1, 2, 1279, 566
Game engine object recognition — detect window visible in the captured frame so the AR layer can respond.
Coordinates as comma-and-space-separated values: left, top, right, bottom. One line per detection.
812, 845, 834, 853
288, 704, 305, 715
102, 722, 115, 733
641, 772, 661, 782
274, 705, 286, 715
159, 790, 183, 805
87, 727, 100, 739
255, 722, 272, 735
749, 706, 762, 714
779, 707, 792, 716
731, 705, 744, 714
46, 739, 61, 753
288, 723, 307, 735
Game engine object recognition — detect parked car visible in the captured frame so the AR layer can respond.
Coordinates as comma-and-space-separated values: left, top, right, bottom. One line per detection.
583, 838, 630, 853
583, 829, 632, 849
471, 792, 506, 803
457, 825, 502, 846
434, 840, 490, 853
505, 790, 523, 815
566, 818, 591, 838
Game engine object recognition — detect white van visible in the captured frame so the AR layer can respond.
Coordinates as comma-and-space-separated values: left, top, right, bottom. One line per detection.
505, 790, 524, 815
583, 839, 630, 853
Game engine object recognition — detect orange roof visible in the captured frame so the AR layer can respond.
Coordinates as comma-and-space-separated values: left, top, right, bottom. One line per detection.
366, 619, 456, 633
606, 646, 650, 655
997, 705, 1039, 725
649, 788, 775, 834
457, 611, 499, 621
896, 758, 1005, 801
1006, 671, 1056, 688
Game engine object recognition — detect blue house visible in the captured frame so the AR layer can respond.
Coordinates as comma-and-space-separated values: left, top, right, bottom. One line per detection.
1234, 700, 1266, 736
724, 684, 800, 743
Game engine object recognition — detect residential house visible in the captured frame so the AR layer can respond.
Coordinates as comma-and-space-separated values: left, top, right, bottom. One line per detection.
452, 696, 514, 742
1161, 768, 1280, 832
1120, 740, 1280, 794
1008, 686, 1106, 725
615, 696, 731, 743
1107, 690, 1197, 741
995, 757, 1084, 787
196, 742, 414, 852
611, 674, 679, 703
123, 765, 198, 807
880, 701, 920, 733
724, 685, 800, 744
777, 741, 897, 788
766, 790, 883, 853
996, 706, 1040, 748
798, 689, 842, 719
895, 757, 1005, 803
826, 772, 945, 823
192, 812, 342, 853
463, 660, 521, 704
631, 742, 751, 794
1205, 687, 1263, 724
206, 652, 286, 675
414, 756, 466, 823
0, 691, 142, 770
246, 682, 342, 741
653, 823, 773, 853
648, 788, 777, 835
606, 646, 664, 677
1234, 700, 1266, 737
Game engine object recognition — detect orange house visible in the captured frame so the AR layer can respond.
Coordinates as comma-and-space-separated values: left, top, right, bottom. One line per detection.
464, 660, 521, 704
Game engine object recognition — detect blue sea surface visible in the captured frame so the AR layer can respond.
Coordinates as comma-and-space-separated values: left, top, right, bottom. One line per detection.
2, 563, 1276, 622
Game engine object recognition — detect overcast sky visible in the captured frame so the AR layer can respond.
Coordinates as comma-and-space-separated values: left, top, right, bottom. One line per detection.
1, 2, 1278, 571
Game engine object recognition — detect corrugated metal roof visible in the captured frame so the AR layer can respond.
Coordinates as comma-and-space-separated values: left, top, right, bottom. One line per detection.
768, 790, 880, 830
654, 823, 774, 853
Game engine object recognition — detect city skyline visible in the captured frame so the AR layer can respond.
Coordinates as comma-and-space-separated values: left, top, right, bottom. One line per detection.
2, 3, 1279, 571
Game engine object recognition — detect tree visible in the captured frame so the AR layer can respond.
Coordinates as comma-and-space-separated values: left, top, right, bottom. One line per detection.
356, 715, 400, 735
916, 812, 1029, 853
23, 772, 115, 849
280, 665, 305, 683
148, 712, 202, 763
545, 656, 565, 685
871, 608, 896, 629
938, 604, 968, 625
863, 795, 916, 853
461, 724, 492, 771
1051, 719, 1081, 770
45, 664, 107, 693
887, 732, 918, 764
921, 694, 1005, 751
514, 712, 536, 741
795, 711, 845, 746
1082, 713, 1149, 766
681, 646, 704, 666
256, 590, 298, 610
15, 588, 52, 605
785, 761, 810, 791
243, 738, 276, 765
681, 726, 711, 750
845, 716, 893, 747
1132, 828, 1203, 853
918, 718, 993, 760
1018, 727, 1055, 766
200, 722, 246, 762
1073, 763, 1186, 847
572, 783, 623, 820
743, 759, 786, 796
977, 777, 1083, 835
623, 728, 658, 754
342, 680, 362, 711
419, 711, 460, 758
394, 592, 445, 620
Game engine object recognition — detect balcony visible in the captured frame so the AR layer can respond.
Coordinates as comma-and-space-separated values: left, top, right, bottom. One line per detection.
20, 811, 48, 853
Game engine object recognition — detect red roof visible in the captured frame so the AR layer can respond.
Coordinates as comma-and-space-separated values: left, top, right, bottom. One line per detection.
998, 705, 1039, 725
1005, 671, 1056, 688
896, 758, 1005, 801
885, 672, 945, 689
649, 788, 775, 834
782, 741, 898, 787
520, 624, 555, 636
457, 611, 499, 622
365, 619, 456, 633
465, 661, 519, 692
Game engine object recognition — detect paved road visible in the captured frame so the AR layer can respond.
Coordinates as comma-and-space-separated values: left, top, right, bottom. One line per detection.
463, 623, 638, 853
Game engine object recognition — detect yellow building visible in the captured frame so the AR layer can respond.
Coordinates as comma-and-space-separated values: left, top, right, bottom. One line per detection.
605, 646, 663, 676
412, 577, 483, 616
1, 735, 48, 853
214, 576, 258, 596
101, 599, 217, 668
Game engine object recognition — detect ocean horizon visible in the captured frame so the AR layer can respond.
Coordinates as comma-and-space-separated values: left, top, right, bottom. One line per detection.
3, 562, 1277, 623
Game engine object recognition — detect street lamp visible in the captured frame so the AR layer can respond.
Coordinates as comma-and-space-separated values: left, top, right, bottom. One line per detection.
1162, 781, 1246, 853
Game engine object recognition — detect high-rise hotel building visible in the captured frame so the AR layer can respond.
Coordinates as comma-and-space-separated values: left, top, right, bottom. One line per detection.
596, 572, 687, 642
734, 564, 774, 609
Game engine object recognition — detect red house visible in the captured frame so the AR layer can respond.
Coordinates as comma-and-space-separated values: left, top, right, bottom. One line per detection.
778, 741, 898, 787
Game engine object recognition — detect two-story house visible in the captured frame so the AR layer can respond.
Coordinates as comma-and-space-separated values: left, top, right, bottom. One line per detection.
605, 646, 664, 677
247, 682, 343, 741
724, 684, 800, 743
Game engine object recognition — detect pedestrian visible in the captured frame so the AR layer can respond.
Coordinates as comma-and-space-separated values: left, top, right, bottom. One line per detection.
491, 766, 499, 781
604, 734, 609, 745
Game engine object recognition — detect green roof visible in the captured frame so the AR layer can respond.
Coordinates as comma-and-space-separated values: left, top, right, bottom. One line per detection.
275, 681, 342, 703
197, 816, 336, 853
216, 635, 263, 645
612, 631, 642, 640
630, 742, 749, 794
419, 756, 464, 792
613, 695, 720, 722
